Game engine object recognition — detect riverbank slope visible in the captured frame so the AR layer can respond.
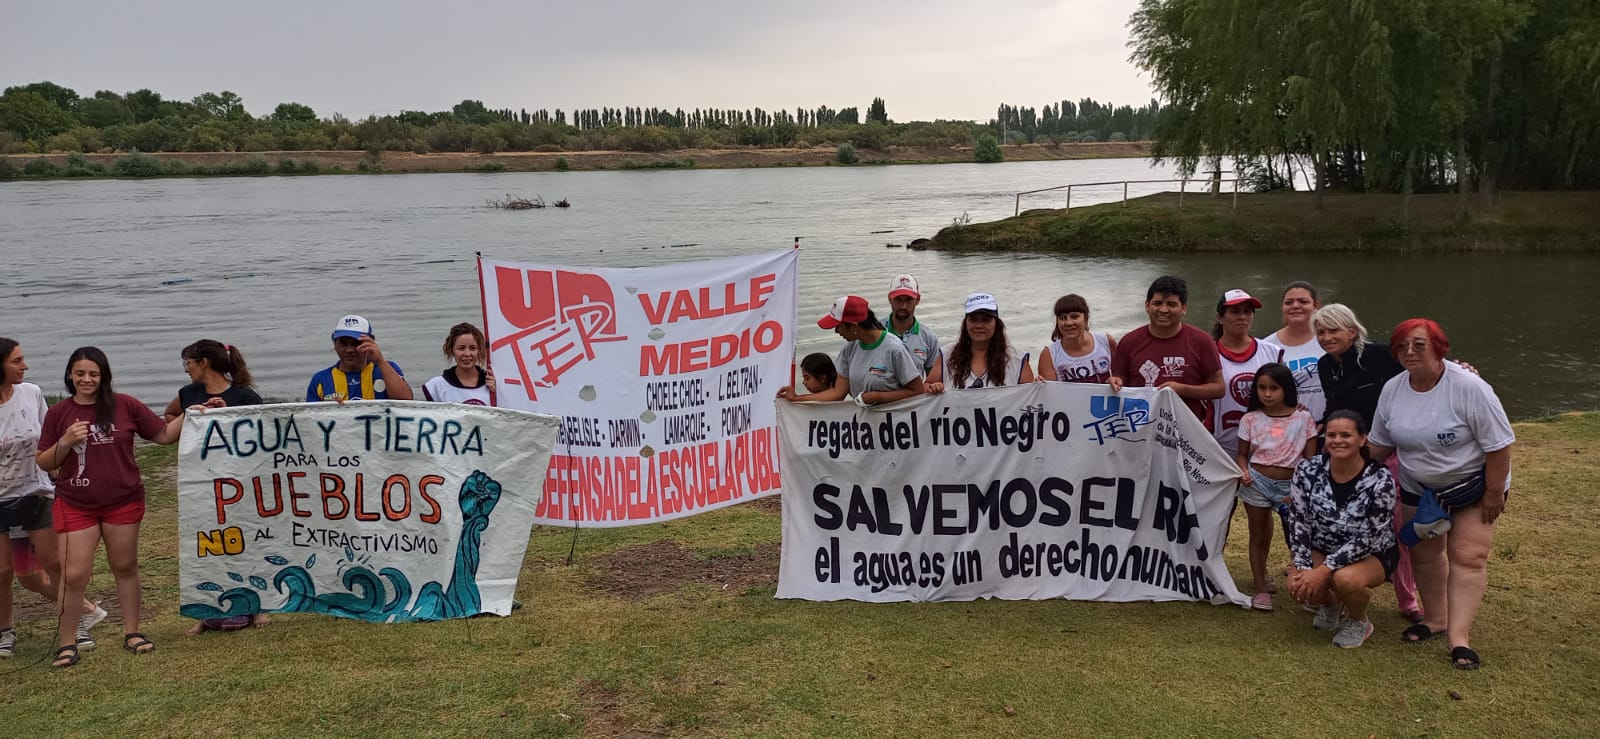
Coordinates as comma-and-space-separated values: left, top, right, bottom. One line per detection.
1, 141, 1152, 179
929, 190, 1600, 251
3, 411, 1596, 736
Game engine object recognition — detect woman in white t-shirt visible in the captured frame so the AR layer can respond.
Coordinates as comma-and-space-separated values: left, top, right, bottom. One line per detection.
1369, 318, 1514, 671
778, 296, 924, 405
930, 293, 1034, 392
1210, 289, 1281, 458
1037, 293, 1116, 385
0, 339, 105, 660
1261, 281, 1327, 424
423, 323, 495, 406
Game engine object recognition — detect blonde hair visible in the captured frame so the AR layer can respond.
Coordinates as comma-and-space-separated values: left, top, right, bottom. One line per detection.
1312, 303, 1368, 362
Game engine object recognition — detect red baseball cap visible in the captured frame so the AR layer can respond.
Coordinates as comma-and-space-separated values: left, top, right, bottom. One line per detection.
888, 274, 921, 300
1220, 289, 1262, 309
818, 295, 870, 329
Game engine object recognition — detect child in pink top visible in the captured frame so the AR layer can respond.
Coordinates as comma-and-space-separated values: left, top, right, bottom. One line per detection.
1234, 363, 1318, 610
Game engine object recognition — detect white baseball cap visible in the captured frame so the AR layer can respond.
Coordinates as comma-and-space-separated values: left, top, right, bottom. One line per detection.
888, 274, 921, 299
964, 292, 1000, 315
1220, 289, 1263, 309
332, 314, 373, 340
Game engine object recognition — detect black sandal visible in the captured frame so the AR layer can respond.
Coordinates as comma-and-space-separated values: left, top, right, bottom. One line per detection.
1402, 623, 1438, 643
123, 632, 155, 655
53, 644, 80, 669
1451, 646, 1481, 670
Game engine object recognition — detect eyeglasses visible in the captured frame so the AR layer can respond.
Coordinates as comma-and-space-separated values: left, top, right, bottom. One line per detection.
1400, 341, 1431, 355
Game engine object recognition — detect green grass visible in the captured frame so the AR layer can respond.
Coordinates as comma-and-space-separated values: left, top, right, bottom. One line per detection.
932, 191, 1600, 252
5, 414, 1598, 737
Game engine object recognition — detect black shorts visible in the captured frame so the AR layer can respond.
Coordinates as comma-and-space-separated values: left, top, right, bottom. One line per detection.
0, 495, 53, 531
1377, 545, 1400, 579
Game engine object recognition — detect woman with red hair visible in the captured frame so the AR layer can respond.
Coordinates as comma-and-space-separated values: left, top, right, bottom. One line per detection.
1368, 319, 1514, 670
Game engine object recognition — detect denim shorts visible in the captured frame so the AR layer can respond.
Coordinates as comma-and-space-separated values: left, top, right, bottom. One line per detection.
1238, 475, 1291, 509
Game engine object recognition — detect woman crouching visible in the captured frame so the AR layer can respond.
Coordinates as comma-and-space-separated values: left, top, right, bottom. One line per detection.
1285, 410, 1398, 649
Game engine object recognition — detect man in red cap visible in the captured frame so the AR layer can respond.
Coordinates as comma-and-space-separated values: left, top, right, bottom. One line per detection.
778, 296, 924, 405
886, 274, 941, 382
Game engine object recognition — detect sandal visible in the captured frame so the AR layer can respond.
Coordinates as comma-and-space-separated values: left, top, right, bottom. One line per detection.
123, 632, 155, 655
1401, 623, 1439, 643
1451, 646, 1481, 670
53, 644, 80, 669
1401, 608, 1425, 624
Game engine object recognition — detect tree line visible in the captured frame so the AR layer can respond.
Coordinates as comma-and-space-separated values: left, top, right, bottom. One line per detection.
0, 84, 1156, 162
1130, 0, 1600, 214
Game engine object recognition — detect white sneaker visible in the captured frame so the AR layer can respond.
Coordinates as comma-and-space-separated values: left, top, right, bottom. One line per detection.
1333, 618, 1375, 648
0, 628, 16, 658
79, 603, 108, 632
1312, 604, 1343, 630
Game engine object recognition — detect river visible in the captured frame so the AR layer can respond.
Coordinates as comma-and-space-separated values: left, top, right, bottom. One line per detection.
2, 158, 1593, 419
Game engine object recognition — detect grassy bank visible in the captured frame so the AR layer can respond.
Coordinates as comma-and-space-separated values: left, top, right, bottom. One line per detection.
931, 190, 1600, 252
0, 141, 1152, 181
6, 412, 1597, 737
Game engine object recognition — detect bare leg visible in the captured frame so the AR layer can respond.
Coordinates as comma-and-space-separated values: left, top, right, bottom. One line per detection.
100, 522, 147, 650
56, 527, 101, 650
1246, 505, 1274, 593
26, 527, 93, 617
0, 542, 13, 629
1402, 503, 1450, 636
1444, 504, 1496, 656
1331, 557, 1388, 621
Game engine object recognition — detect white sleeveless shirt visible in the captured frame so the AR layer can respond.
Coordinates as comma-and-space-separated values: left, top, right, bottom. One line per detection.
1046, 332, 1113, 384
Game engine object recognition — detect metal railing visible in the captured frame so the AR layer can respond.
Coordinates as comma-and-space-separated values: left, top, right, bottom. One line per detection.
1014, 177, 1242, 216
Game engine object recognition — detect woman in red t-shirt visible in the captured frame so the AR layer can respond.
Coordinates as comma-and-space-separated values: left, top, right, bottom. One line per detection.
35, 347, 184, 669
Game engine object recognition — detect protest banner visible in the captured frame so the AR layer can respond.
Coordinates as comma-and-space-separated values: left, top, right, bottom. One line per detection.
777, 384, 1250, 605
177, 401, 558, 623
479, 250, 797, 527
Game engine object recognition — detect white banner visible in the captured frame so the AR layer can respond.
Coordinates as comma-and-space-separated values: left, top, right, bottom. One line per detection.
479, 250, 797, 527
777, 384, 1249, 605
178, 401, 558, 622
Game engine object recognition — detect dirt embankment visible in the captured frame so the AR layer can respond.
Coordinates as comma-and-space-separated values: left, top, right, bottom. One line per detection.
8, 141, 1153, 173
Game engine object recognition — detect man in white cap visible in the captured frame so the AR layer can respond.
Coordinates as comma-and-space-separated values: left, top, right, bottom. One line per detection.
886, 274, 942, 382
306, 314, 414, 402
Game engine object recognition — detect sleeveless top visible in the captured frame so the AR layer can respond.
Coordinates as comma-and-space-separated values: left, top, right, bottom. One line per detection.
941, 343, 1031, 390
1213, 338, 1282, 457
1046, 332, 1112, 384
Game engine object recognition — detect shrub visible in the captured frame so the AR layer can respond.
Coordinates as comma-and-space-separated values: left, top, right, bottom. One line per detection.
555, 156, 570, 171
114, 152, 163, 177
277, 157, 299, 174
621, 157, 694, 169
974, 134, 1003, 163
1109, 131, 1128, 142
161, 159, 190, 176
299, 157, 321, 174
22, 158, 57, 176
836, 143, 859, 164
470, 130, 505, 155
243, 154, 270, 174
474, 160, 506, 172
0, 158, 17, 180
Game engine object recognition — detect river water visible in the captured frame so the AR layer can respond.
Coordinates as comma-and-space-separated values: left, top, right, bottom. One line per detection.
2, 158, 1593, 419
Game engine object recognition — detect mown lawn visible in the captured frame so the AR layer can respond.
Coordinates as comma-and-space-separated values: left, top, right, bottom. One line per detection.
6, 414, 1598, 738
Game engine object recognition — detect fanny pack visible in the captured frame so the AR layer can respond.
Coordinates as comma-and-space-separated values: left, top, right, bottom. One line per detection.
1426, 468, 1487, 511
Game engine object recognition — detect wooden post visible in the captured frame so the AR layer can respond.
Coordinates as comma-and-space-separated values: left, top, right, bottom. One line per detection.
1179, 178, 1187, 208
1122, 181, 1129, 207
1065, 186, 1072, 213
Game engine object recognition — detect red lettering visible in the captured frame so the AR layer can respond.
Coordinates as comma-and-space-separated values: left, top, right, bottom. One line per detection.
213, 477, 243, 526
254, 475, 284, 518
418, 475, 444, 524
320, 474, 349, 520
383, 475, 412, 521
749, 273, 776, 309
288, 472, 311, 517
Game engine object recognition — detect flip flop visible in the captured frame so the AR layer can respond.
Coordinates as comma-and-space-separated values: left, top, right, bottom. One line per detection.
1451, 646, 1481, 670
1401, 623, 1439, 643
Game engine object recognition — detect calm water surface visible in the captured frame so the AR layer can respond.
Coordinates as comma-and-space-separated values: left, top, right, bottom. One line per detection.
2, 158, 1593, 419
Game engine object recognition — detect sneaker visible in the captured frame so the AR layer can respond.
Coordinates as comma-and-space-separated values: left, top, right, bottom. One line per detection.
1312, 604, 1343, 630
1333, 618, 1375, 648
1251, 592, 1274, 611
75, 625, 97, 652
0, 628, 15, 658
79, 603, 108, 632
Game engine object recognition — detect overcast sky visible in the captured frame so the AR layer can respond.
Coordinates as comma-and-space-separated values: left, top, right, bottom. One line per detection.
5, 0, 1154, 122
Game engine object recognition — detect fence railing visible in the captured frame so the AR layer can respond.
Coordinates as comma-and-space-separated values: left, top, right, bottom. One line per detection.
1013, 177, 1242, 216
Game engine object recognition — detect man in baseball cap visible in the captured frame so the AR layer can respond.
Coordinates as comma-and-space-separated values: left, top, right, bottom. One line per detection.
306, 314, 414, 402
886, 274, 942, 382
